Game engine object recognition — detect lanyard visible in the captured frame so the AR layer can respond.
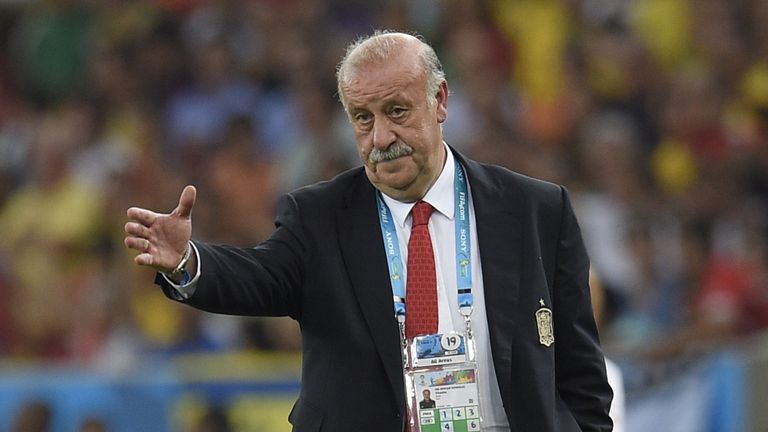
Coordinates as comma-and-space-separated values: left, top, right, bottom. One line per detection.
375, 158, 474, 329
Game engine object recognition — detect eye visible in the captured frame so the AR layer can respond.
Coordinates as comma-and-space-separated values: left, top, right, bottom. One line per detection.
389, 106, 407, 119
353, 112, 373, 126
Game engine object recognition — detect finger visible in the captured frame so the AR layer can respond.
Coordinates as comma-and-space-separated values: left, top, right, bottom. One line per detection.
134, 252, 154, 267
125, 222, 151, 238
127, 207, 158, 227
124, 236, 150, 252
174, 185, 197, 219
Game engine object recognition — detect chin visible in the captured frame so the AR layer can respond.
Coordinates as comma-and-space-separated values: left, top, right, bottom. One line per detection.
378, 172, 417, 190
378, 179, 425, 202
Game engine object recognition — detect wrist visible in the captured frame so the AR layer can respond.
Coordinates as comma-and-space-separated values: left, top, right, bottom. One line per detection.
164, 242, 191, 282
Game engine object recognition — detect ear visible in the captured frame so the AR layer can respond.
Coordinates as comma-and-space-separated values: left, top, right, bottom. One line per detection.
435, 80, 448, 123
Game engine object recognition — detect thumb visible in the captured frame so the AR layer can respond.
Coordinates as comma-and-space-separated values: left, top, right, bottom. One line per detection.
174, 185, 197, 219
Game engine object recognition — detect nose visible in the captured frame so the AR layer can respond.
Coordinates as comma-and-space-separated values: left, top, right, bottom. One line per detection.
372, 116, 397, 150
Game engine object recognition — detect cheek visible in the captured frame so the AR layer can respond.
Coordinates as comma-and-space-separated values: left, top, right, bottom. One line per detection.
354, 132, 369, 153
354, 139, 364, 155
355, 135, 374, 167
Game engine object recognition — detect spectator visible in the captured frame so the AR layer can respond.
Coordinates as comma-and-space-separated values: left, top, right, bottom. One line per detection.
12, 400, 52, 432
78, 417, 108, 432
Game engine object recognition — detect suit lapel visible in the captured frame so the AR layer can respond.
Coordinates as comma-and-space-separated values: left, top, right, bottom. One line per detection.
458, 153, 522, 407
337, 174, 405, 407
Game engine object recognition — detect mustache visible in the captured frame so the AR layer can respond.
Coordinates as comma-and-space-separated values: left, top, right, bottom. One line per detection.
368, 142, 414, 164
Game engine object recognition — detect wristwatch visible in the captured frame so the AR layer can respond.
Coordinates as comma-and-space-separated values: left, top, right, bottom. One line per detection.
166, 243, 191, 284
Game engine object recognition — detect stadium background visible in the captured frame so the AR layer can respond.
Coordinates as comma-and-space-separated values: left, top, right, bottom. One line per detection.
1, 0, 767, 430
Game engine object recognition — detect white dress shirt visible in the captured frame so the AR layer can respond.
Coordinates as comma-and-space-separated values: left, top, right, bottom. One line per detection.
380, 145, 511, 431
606, 357, 626, 432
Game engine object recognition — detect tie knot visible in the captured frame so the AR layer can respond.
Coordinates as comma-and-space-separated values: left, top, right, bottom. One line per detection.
411, 201, 433, 227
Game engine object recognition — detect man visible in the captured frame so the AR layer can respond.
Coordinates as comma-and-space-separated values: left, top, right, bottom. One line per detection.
125, 31, 613, 431
419, 390, 436, 409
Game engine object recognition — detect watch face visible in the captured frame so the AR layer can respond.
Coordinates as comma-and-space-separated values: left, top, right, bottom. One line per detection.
180, 269, 191, 285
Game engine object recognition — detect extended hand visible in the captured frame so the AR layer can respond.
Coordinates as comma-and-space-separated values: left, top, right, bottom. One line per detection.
124, 185, 196, 273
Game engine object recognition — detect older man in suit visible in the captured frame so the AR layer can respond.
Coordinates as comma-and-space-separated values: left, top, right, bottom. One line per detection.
125, 31, 612, 431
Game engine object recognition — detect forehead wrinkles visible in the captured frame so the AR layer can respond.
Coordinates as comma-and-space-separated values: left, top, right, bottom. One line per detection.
343, 66, 422, 109
343, 81, 405, 108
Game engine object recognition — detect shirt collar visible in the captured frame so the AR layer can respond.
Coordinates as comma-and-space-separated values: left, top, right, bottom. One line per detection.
380, 143, 455, 228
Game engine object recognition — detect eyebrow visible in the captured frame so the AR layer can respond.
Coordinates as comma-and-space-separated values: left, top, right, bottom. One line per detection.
347, 92, 413, 111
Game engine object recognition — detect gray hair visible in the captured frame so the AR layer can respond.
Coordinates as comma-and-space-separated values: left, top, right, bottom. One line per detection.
336, 30, 445, 110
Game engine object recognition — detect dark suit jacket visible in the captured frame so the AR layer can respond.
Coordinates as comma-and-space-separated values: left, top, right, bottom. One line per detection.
158, 151, 613, 431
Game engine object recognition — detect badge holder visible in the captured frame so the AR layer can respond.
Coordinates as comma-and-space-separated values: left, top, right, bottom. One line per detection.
403, 314, 483, 432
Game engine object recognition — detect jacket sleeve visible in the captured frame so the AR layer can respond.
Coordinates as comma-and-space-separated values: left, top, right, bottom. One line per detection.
155, 193, 308, 320
553, 186, 614, 431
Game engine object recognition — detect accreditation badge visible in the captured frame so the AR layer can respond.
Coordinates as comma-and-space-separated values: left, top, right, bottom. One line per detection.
404, 332, 482, 432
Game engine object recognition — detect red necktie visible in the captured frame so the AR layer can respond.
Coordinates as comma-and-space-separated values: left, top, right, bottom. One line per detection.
406, 201, 437, 339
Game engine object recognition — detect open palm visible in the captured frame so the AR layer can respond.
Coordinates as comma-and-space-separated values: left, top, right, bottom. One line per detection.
124, 185, 196, 273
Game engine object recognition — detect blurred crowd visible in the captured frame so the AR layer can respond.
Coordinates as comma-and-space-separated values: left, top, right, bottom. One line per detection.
0, 0, 767, 396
